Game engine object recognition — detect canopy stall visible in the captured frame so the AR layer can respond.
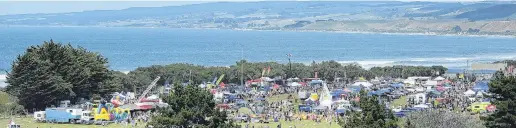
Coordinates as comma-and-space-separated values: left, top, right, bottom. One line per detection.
464, 90, 476, 96
352, 81, 373, 88
473, 81, 489, 92
433, 76, 445, 81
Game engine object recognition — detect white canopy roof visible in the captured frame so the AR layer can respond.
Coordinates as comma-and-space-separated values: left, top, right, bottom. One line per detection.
352, 81, 373, 87
433, 76, 445, 81
289, 82, 302, 87
424, 80, 438, 86
414, 104, 429, 108
199, 84, 207, 88
464, 90, 476, 96
403, 79, 416, 85
261, 77, 273, 82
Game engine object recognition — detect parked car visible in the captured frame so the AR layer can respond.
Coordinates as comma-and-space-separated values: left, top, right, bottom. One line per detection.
233, 114, 249, 122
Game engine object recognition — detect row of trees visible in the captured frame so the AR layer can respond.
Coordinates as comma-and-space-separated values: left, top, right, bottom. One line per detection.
115, 61, 447, 93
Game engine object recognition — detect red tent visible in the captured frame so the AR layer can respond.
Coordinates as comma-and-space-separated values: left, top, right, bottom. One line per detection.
273, 84, 280, 89
354, 97, 360, 102
220, 82, 226, 88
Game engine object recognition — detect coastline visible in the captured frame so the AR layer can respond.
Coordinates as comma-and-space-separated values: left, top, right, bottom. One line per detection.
2, 25, 516, 38
233, 28, 516, 39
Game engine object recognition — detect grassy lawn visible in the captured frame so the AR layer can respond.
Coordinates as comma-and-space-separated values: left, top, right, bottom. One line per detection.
1, 118, 147, 128
390, 96, 407, 108
238, 120, 340, 128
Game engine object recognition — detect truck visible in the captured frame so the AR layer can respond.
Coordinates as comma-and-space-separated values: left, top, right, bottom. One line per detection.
44, 108, 83, 123
33, 111, 45, 122
80, 111, 94, 124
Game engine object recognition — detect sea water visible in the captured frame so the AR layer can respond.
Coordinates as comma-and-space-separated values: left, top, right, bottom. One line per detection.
1, 26, 516, 72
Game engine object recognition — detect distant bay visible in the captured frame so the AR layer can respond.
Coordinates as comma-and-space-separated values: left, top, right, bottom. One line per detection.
1, 26, 516, 73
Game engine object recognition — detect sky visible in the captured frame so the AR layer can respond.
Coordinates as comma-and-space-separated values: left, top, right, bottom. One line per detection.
0, 1, 211, 15
0, 0, 491, 15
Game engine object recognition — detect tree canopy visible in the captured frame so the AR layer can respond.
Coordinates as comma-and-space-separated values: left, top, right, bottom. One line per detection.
339, 90, 398, 128
148, 84, 237, 128
5, 40, 118, 110
483, 71, 516, 128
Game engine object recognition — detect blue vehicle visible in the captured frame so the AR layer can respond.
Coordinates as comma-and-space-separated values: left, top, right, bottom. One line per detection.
298, 105, 312, 112
45, 108, 82, 123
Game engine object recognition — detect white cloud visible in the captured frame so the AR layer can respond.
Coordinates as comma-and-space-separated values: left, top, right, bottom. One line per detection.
0, 74, 6, 88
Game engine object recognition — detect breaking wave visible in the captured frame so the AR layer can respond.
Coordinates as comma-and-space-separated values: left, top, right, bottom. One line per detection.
338, 53, 516, 70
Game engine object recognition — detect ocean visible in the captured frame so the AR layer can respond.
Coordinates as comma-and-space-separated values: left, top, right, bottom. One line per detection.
1, 26, 516, 73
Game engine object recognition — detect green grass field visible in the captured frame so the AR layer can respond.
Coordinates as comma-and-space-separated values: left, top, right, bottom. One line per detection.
390, 96, 407, 108
1, 118, 147, 128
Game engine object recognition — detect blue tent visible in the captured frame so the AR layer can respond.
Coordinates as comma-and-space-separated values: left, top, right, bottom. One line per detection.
336, 109, 346, 114
473, 81, 489, 92
390, 83, 404, 88
349, 86, 362, 93
368, 91, 380, 96
331, 90, 347, 97
379, 88, 392, 93
309, 80, 323, 85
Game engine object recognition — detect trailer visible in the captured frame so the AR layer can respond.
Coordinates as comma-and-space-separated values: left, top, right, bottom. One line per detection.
44, 108, 82, 123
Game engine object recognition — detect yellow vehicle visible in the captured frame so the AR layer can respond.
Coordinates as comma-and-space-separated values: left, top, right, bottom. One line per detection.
469, 102, 491, 113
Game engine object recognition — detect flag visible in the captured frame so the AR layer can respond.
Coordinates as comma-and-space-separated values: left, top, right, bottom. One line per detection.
164, 80, 170, 88
286, 53, 292, 57
267, 66, 271, 75
220, 82, 226, 88
261, 67, 266, 77
216, 74, 225, 85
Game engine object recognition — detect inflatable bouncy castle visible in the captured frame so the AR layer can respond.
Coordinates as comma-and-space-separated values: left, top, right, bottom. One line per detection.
93, 99, 131, 122
110, 92, 127, 107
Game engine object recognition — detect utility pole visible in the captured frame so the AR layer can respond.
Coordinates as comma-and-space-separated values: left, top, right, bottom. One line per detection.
189, 70, 192, 84
287, 54, 292, 79
465, 60, 469, 82
241, 47, 244, 86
